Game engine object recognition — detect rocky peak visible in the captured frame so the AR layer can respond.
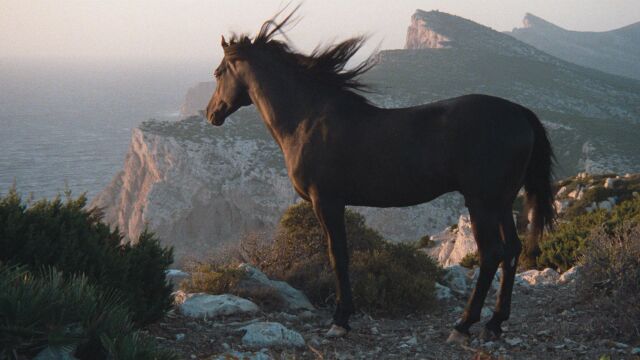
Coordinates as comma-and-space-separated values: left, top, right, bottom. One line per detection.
520, 13, 560, 31
404, 9, 546, 59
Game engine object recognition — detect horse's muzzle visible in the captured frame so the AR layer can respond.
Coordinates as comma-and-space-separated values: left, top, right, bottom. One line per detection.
207, 106, 228, 126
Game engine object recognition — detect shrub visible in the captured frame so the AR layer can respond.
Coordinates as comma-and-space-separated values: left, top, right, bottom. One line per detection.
578, 224, 640, 342
537, 195, 640, 271
244, 201, 443, 314
351, 242, 442, 315
0, 188, 174, 325
0, 265, 176, 360
415, 235, 432, 248
459, 251, 479, 268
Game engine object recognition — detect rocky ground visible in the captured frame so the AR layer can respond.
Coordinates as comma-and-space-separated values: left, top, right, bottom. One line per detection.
146, 266, 640, 359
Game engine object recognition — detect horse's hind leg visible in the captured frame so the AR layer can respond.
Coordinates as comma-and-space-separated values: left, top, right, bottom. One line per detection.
483, 209, 522, 340
311, 197, 354, 337
448, 202, 503, 343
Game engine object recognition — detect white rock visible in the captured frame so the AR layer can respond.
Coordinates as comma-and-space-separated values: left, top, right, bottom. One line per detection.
554, 199, 571, 214
241, 322, 305, 348
556, 186, 567, 197
505, 337, 523, 346
442, 265, 472, 294
435, 282, 454, 300
631, 347, 640, 355
481, 307, 493, 318
178, 293, 259, 318
406, 336, 418, 346
558, 266, 581, 284
517, 268, 560, 286
237, 263, 314, 311
426, 213, 477, 267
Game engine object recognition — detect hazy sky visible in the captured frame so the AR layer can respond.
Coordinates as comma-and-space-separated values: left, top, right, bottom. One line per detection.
1, 0, 639, 63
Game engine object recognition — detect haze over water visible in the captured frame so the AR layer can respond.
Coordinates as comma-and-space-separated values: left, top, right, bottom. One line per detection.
0, 59, 209, 199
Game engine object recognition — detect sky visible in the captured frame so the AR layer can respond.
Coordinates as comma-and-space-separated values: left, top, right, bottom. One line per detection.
1, 0, 639, 64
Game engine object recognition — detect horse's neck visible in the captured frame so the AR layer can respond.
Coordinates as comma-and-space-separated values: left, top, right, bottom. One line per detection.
245, 65, 317, 145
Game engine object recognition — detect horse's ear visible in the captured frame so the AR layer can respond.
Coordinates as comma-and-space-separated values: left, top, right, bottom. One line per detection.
221, 35, 228, 48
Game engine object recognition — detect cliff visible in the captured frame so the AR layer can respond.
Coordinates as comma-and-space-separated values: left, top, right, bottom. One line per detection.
508, 13, 640, 80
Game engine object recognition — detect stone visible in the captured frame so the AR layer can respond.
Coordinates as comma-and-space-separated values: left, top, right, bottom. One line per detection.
175, 333, 186, 341
435, 282, 454, 300
554, 199, 571, 214
442, 265, 471, 294
505, 337, 523, 346
558, 266, 581, 284
177, 292, 259, 318
240, 322, 305, 348
406, 336, 418, 346
481, 307, 493, 318
631, 347, 640, 355
517, 268, 559, 286
237, 263, 314, 311
427, 213, 477, 266
34, 347, 77, 360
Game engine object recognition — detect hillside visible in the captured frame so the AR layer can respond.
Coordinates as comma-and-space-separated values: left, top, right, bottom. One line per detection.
507, 13, 640, 80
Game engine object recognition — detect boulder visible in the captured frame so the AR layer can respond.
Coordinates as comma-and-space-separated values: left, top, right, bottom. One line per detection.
237, 264, 314, 311
240, 322, 305, 348
442, 265, 472, 294
558, 266, 581, 284
517, 268, 560, 286
177, 292, 259, 318
435, 282, 454, 300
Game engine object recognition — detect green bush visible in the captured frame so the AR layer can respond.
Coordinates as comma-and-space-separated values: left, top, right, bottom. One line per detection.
537, 195, 640, 272
245, 201, 443, 315
0, 265, 176, 360
459, 252, 479, 269
578, 224, 640, 342
0, 188, 174, 325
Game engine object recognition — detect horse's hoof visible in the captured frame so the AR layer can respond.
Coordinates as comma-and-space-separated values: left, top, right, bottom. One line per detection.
480, 327, 501, 342
446, 329, 470, 345
325, 324, 348, 338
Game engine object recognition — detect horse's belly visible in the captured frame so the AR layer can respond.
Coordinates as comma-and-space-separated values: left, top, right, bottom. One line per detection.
344, 180, 450, 208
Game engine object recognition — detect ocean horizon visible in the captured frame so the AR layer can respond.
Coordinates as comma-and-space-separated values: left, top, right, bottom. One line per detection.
0, 58, 212, 200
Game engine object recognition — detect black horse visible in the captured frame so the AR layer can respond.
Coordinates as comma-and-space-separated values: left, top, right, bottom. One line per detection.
205, 11, 555, 342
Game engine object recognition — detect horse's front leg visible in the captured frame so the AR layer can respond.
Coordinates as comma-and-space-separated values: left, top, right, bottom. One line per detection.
311, 197, 353, 337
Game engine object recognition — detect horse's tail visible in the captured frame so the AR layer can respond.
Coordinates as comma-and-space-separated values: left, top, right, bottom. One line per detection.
522, 109, 556, 254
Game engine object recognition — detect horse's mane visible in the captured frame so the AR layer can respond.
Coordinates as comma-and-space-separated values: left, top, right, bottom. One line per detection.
225, 7, 376, 105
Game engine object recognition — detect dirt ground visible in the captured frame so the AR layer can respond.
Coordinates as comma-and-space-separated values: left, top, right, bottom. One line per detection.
146, 281, 640, 359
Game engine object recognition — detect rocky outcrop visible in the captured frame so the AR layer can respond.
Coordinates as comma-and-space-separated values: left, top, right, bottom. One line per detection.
426, 213, 476, 267
508, 13, 640, 80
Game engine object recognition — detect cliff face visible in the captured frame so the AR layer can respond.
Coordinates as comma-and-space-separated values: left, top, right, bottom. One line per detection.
508, 13, 640, 80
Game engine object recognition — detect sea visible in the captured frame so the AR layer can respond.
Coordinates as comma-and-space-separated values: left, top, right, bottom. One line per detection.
0, 58, 212, 200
